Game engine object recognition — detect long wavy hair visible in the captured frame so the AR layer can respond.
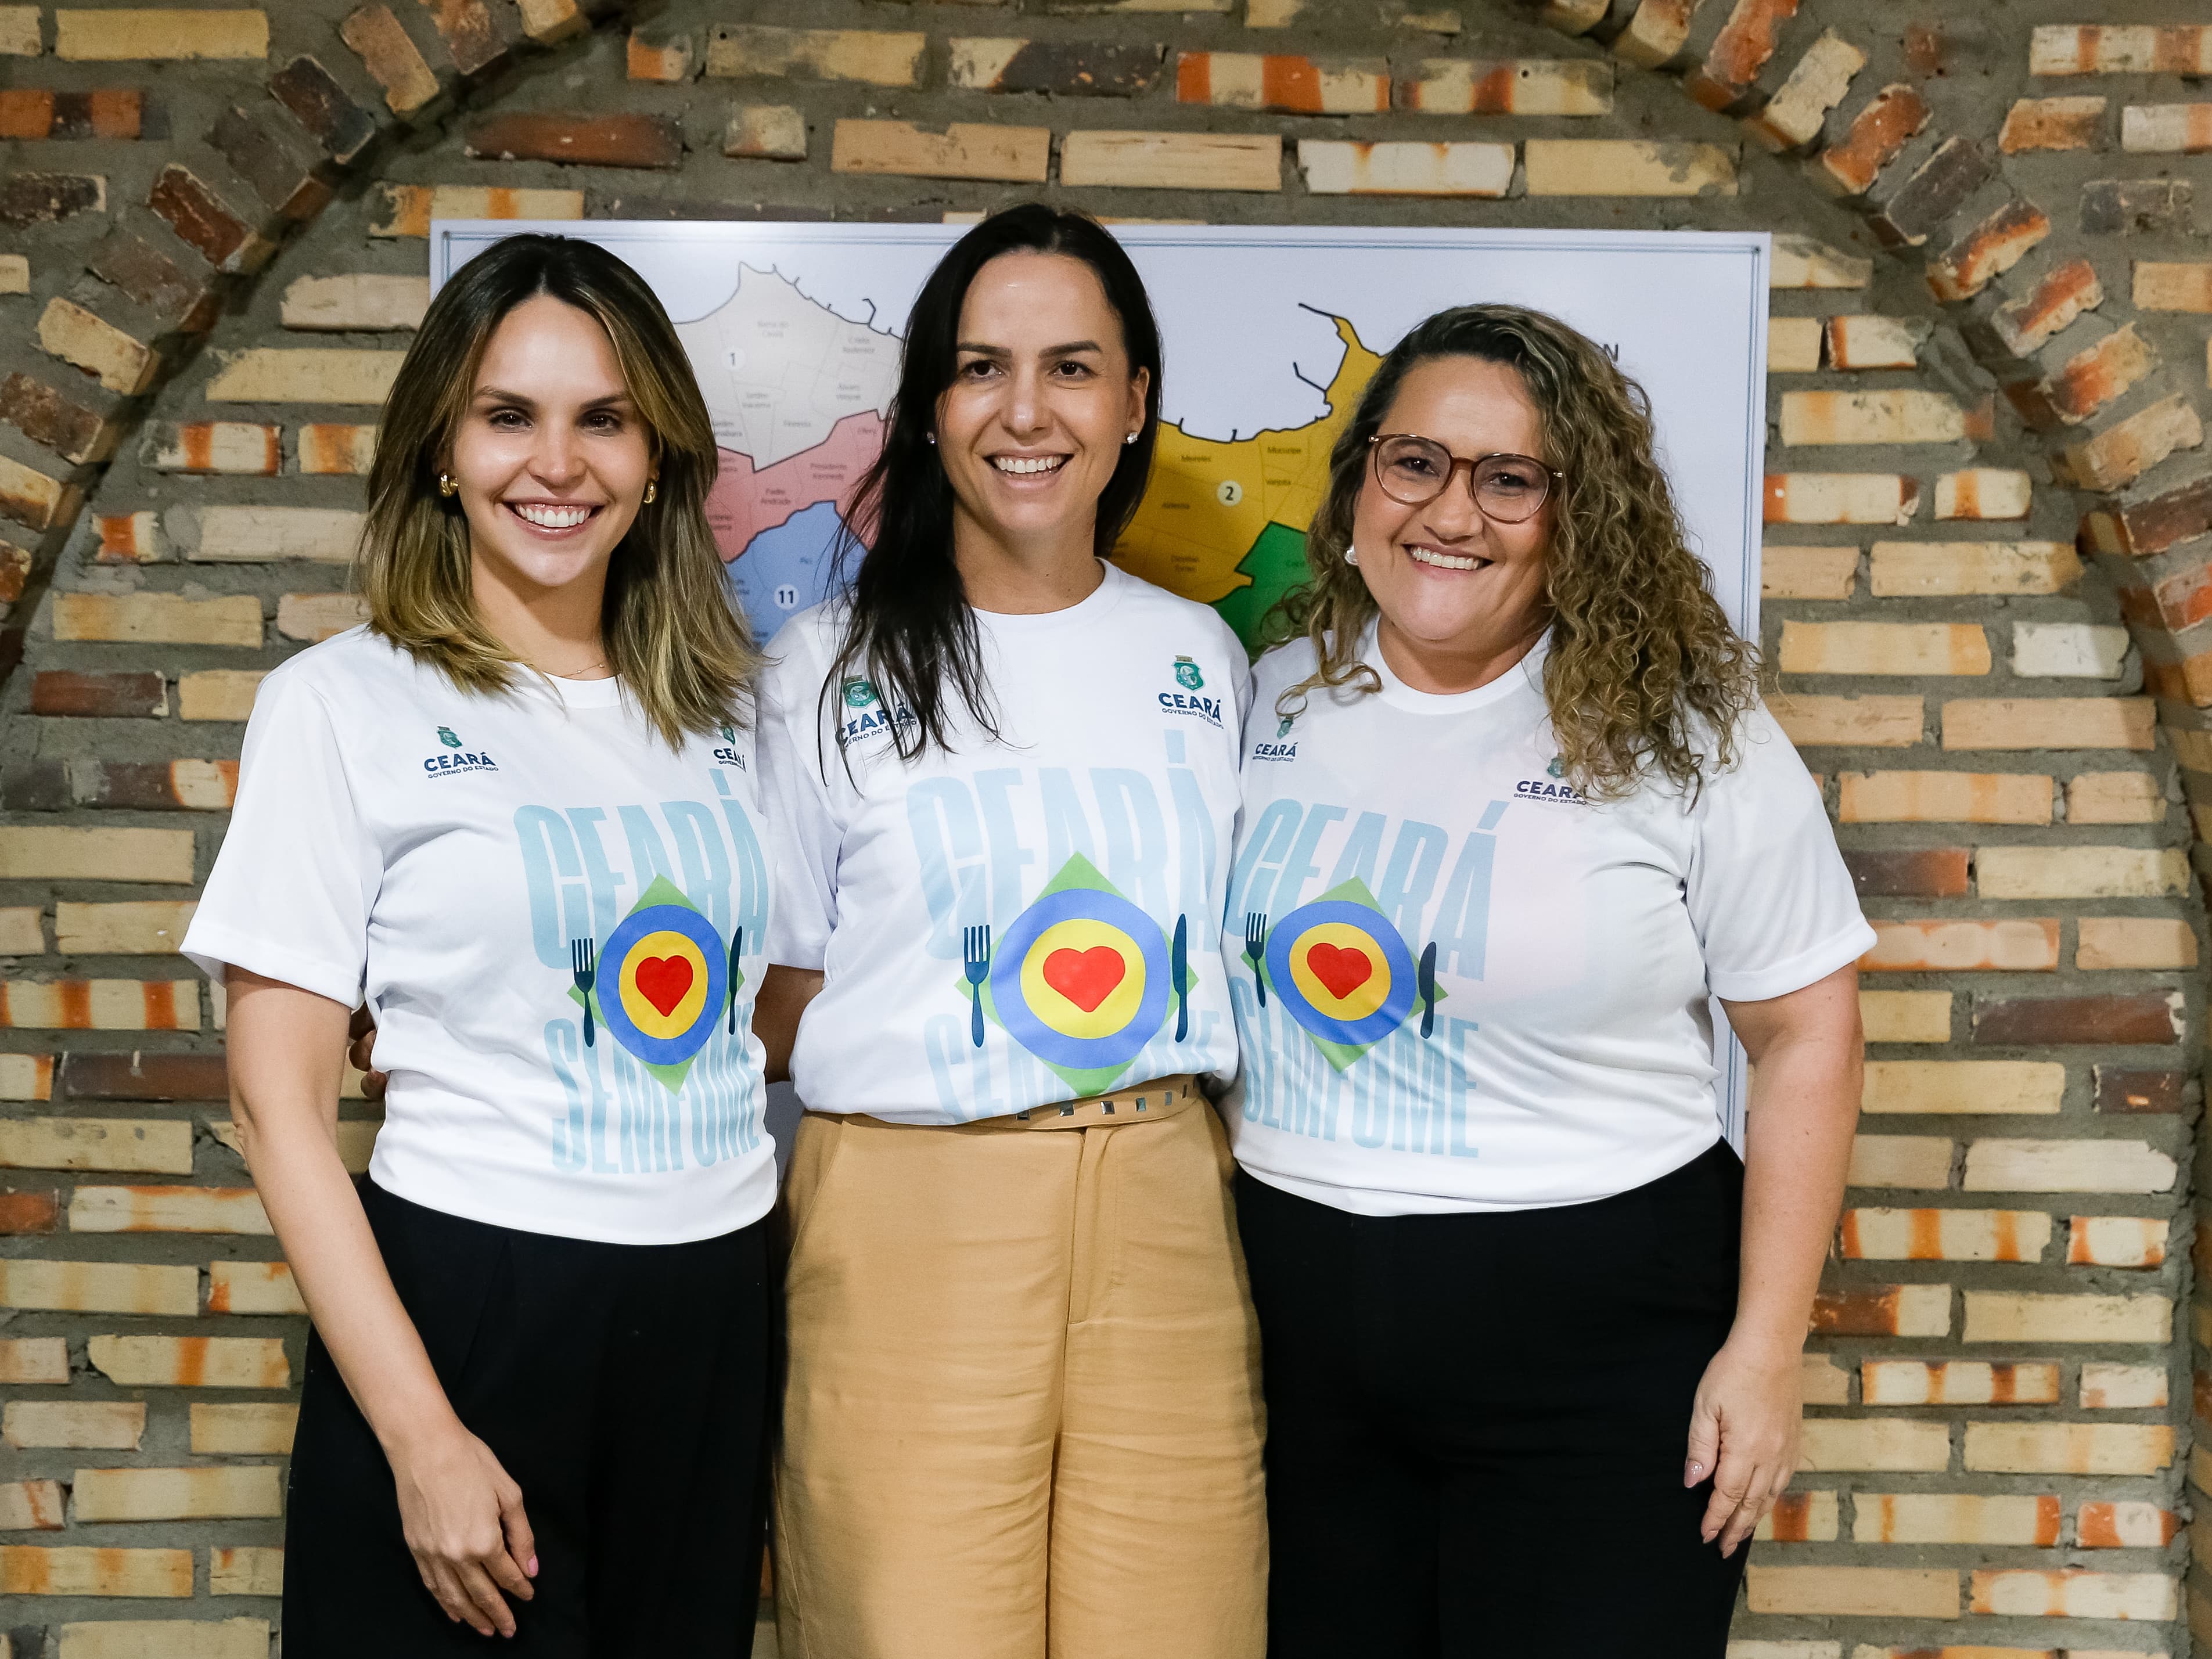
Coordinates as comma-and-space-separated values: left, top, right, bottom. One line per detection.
359, 232, 759, 747
1272, 303, 1757, 800
822, 204, 1163, 764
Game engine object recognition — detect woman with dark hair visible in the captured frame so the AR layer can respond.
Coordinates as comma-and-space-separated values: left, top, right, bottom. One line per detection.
753, 205, 1265, 1658
1225, 304, 1869, 1656
184, 235, 777, 1653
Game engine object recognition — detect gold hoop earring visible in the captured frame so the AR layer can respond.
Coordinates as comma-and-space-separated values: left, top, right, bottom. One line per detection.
437, 473, 457, 498
643, 481, 657, 505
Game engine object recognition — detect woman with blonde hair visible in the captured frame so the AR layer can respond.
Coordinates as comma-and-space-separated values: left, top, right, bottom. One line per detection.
185, 233, 778, 1653
1224, 303, 1870, 1656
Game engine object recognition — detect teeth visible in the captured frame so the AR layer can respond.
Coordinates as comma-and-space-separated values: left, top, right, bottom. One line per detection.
1408, 545, 1484, 571
512, 503, 594, 529
992, 455, 1064, 476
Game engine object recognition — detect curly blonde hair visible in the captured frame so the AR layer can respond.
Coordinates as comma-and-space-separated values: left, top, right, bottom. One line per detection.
1271, 303, 1758, 802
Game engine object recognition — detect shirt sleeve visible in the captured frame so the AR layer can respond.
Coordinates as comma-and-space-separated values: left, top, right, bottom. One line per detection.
1684, 702, 1875, 1003
757, 627, 842, 973
180, 669, 380, 1006
1219, 612, 1256, 733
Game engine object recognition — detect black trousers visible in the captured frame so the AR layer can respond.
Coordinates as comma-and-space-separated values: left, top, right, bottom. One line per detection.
1236, 1139, 1748, 1658
283, 1179, 772, 1657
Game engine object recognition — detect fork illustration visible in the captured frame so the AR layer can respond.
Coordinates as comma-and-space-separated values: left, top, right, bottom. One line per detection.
570, 936, 596, 1048
962, 924, 991, 1048
1243, 912, 1268, 1007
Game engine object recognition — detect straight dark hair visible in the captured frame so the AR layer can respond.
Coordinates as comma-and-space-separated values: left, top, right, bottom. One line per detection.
821, 205, 1164, 764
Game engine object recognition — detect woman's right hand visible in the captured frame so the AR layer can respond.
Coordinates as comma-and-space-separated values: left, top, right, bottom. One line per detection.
387, 1418, 537, 1637
347, 1005, 388, 1102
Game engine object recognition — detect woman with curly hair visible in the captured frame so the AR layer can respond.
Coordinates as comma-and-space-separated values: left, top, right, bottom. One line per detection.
1224, 304, 1870, 1657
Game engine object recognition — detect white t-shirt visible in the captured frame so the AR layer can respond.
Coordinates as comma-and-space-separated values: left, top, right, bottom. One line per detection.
1224, 629, 1873, 1216
182, 627, 777, 1244
759, 563, 1250, 1123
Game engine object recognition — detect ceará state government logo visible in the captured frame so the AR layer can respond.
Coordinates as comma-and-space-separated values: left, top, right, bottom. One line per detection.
423, 725, 497, 779
1159, 654, 1224, 728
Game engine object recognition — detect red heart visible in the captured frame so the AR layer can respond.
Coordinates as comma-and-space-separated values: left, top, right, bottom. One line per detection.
635, 954, 694, 1018
1042, 946, 1125, 1014
1306, 942, 1372, 1001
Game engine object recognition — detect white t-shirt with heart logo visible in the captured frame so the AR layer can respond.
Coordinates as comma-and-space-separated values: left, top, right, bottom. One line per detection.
182, 627, 778, 1244
758, 562, 1250, 1124
1222, 629, 1873, 1216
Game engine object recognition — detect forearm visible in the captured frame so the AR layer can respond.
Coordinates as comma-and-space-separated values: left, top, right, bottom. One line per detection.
240, 1109, 459, 1455
1728, 1030, 1861, 1356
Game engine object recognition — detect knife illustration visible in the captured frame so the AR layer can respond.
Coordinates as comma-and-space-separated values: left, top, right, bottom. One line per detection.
726, 926, 744, 1035
1171, 914, 1189, 1042
1418, 941, 1437, 1039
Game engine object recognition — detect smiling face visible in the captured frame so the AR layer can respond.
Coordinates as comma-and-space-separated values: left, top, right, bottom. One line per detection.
934, 251, 1149, 565
1351, 354, 1555, 688
449, 292, 655, 607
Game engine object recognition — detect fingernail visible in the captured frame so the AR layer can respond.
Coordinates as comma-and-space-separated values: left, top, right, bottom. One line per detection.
1687, 1462, 1704, 1479
528, 1556, 538, 1577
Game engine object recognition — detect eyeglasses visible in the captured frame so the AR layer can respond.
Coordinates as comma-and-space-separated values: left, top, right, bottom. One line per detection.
1368, 434, 1563, 524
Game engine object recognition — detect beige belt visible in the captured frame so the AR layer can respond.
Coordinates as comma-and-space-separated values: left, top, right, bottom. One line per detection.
834, 1073, 1203, 1135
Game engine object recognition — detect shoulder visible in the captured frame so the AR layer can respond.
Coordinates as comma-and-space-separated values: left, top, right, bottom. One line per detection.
761, 603, 841, 694
254, 626, 416, 715
1102, 565, 1237, 652
1252, 637, 1321, 703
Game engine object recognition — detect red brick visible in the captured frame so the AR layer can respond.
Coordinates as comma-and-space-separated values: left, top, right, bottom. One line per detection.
465, 113, 684, 170
419, 0, 504, 75
2044, 326, 2156, 428
1683, 0, 1799, 110
2080, 473, 2212, 559
209, 103, 331, 221
1925, 200, 2050, 304
1177, 52, 1388, 114
341, 3, 440, 114
0, 88, 143, 139
948, 38, 1166, 97
627, 25, 690, 82
1845, 848, 1970, 898
1817, 84, 1928, 195
2094, 1066, 2185, 1114
1869, 137, 1997, 248
2077, 1499, 2181, 1549
30, 672, 166, 718
0, 172, 105, 229
0, 537, 28, 604
62, 1054, 229, 1100
1999, 95, 2106, 152
2083, 178, 2193, 235
84, 232, 218, 330
1973, 992, 2182, 1046
0, 372, 117, 466
1811, 1284, 1950, 1336
1988, 258, 2103, 358
148, 164, 265, 273
268, 53, 377, 165
0, 1190, 58, 1232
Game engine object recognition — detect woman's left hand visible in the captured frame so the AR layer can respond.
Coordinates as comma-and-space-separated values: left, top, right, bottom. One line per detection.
1684, 1338, 1801, 1557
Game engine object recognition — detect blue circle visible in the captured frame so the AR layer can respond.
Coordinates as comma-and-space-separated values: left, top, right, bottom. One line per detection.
1264, 899, 1417, 1048
596, 902, 728, 1067
990, 887, 1170, 1073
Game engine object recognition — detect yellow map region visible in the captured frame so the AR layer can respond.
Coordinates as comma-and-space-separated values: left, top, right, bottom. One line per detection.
1114, 315, 1383, 610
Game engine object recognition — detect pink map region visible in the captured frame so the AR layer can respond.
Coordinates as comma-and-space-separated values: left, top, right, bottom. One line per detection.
702, 409, 886, 563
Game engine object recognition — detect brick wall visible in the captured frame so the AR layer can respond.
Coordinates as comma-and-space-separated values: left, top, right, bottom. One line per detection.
0, 1, 2206, 1653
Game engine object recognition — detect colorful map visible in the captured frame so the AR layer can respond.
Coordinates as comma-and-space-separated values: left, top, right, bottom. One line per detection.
674, 264, 1377, 651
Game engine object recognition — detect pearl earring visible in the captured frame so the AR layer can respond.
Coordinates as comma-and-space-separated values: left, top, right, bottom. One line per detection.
437, 473, 457, 498
925, 433, 937, 445
1343, 544, 1359, 566
1124, 432, 1139, 445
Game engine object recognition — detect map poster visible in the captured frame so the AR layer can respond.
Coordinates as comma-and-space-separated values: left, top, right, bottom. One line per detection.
429, 220, 1771, 1146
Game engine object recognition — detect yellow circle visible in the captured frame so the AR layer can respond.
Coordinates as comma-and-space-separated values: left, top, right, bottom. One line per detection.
618, 929, 711, 1039
1020, 918, 1145, 1039
1286, 922, 1390, 1019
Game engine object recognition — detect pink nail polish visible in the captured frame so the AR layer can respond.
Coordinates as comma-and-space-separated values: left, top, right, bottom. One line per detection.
528, 1556, 538, 1577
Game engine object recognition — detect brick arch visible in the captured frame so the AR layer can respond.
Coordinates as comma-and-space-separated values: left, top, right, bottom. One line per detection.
0, 1, 2203, 1651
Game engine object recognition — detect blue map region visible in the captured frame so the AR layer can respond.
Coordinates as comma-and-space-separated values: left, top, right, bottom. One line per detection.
724, 499, 850, 634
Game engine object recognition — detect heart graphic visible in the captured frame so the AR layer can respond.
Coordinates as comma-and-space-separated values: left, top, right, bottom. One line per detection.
1305, 942, 1373, 1001
635, 954, 695, 1019
1042, 946, 1125, 1014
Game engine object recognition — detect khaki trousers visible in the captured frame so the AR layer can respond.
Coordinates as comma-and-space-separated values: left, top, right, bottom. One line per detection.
772, 1078, 1267, 1659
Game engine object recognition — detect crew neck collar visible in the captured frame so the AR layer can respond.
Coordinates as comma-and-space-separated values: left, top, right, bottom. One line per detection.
544, 670, 625, 709
971, 560, 1126, 632
1366, 622, 1549, 715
